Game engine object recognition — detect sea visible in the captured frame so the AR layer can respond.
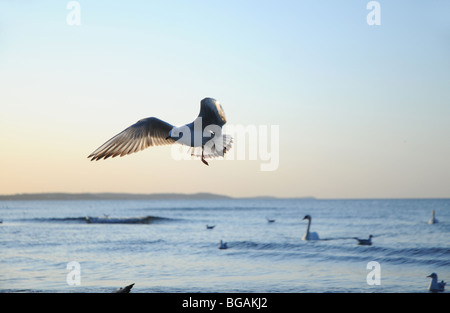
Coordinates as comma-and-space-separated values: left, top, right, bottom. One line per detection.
0, 198, 449, 293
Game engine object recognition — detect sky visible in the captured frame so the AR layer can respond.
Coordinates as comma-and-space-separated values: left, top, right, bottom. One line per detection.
0, 0, 449, 198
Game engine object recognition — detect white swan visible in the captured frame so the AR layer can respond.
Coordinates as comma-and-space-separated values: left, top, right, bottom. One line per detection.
428, 210, 438, 224
219, 240, 228, 249
354, 235, 373, 246
302, 215, 319, 240
427, 273, 446, 292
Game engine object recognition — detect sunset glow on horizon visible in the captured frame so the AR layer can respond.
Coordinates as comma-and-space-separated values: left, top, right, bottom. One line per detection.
1, 1, 449, 199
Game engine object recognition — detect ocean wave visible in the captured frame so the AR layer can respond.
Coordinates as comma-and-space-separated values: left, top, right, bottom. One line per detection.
24, 215, 174, 224
30, 217, 87, 223
369, 246, 450, 266
224, 240, 450, 267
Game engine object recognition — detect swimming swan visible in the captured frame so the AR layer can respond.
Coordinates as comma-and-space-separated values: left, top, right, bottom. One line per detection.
354, 235, 373, 246
302, 215, 319, 241
428, 210, 438, 224
427, 273, 446, 292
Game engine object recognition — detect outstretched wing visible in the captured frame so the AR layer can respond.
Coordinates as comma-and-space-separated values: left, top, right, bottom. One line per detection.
197, 98, 227, 127
88, 117, 175, 161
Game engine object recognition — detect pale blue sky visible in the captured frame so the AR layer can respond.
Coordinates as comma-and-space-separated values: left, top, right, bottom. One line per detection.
1, 1, 449, 198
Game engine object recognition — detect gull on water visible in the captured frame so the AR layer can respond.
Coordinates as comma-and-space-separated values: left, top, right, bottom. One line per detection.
427, 273, 446, 292
113, 283, 135, 293
302, 215, 320, 241
354, 235, 373, 246
428, 210, 439, 224
88, 98, 233, 166
219, 240, 228, 249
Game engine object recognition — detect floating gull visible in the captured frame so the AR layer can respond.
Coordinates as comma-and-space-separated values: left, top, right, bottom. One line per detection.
113, 283, 135, 293
266, 217, 276, 223
354, 235, 373, 246
427, 273, 446, 292
206, 225, 215, 229
88, 97, 233, 166
428, 210, 439, 224
219, 240, 228, 249
302, 215, 320, 241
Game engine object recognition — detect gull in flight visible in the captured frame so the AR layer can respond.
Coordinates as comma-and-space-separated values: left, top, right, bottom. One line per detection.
88, 98, 233, 166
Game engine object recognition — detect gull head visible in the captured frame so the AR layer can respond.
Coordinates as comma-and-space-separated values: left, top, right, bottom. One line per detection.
427, 273, 438, 279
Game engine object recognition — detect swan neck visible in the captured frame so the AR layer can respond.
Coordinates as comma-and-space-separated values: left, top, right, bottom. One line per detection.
306, 218, 311, 235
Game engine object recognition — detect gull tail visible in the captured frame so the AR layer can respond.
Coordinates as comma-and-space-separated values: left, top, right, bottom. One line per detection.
190, 135, 233, 159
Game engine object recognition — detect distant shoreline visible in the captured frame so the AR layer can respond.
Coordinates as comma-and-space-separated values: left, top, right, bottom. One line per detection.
0, 192, 316, 201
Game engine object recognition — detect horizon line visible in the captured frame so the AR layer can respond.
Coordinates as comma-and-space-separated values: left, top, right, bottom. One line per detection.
0, 192, 449, 201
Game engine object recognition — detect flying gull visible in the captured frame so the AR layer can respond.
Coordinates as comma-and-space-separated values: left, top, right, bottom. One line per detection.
88, 98, 233, 165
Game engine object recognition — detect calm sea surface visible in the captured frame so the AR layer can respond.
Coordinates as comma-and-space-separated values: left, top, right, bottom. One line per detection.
0, 198, 449, 293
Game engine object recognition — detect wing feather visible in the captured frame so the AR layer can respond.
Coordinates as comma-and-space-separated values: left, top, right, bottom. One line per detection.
88, 117, 175, 161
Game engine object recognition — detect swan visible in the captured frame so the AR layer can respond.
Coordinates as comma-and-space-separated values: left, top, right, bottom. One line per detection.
302, 215, 319, 240
219, 240, 228, 249
428, 210, 438, 224
427, 273, 446, 292
354, 235, 373, 246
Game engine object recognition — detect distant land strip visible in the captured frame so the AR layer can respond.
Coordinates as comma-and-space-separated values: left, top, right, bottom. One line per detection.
0, 192, 316, 201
